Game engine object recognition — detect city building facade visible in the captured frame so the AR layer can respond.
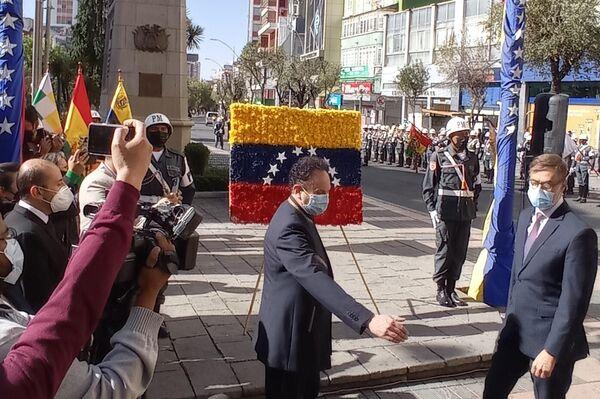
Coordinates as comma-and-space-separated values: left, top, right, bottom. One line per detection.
187, 54, 201, 81
50, 0, 79, 27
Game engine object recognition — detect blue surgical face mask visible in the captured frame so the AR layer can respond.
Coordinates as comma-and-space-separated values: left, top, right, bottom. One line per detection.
527, 185, 555, 210
302, 188, 329, 216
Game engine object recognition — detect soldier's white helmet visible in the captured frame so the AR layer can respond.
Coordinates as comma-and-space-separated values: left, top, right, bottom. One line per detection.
470, 130, 478, 137
422, 128, 429, 135
580, 134, 589, 141
446, 117, 470, 137
145, 113, 173, 135
524, 132, 532, 141
429, 128, 436, 135
91, 110, 102, 120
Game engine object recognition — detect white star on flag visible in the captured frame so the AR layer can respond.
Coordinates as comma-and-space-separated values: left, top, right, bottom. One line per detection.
0, 36, 16, 57
307, 146, 317, 156
268, 163, 279, 176
0, 90, 14, 109
1, 13, 17, 30
292, 146, 303, 156
511, 65, 523, 79
0, 0, 14, 5
328, 166, 337, 177
323, 157, 330, 165
276, 152, 287, 163
506, 125, 516, 135
509, 85, 521, 96
332, 177, 341, 187
515, 29, 523, 40
518, 0, 527, 6
513, 47, 524, 60
262, 175, 273, 185
508, 104, 519, 116
0, 116, 13, 134
0, 64, 14, 81
517, 13, 525, 24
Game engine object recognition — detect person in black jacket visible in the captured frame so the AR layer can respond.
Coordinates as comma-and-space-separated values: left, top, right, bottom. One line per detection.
483, 154, 598, 399
3, 159, 71, 312
255, 156, 408, 399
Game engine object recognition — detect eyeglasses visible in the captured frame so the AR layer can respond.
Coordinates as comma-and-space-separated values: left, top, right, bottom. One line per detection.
529, 180, 556, 191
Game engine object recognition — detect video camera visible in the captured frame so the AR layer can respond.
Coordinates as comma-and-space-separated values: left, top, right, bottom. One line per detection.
82, 200, 202, 363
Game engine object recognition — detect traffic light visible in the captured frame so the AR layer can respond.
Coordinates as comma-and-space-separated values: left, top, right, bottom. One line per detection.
529, 93, 569, 157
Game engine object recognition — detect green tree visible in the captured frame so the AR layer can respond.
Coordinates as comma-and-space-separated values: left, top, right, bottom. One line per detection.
264, 49, 288, 103
186, 11, 204, 51
188, 79, 217, 113
211, 70, 247, 112
315, 60, 341, 107
437, 34, 495, 128
237, 43, 268, 103
23, 36, 33, 99
49, 45, 77, 114
70, 0, 106, 106
395, 61, 430, 124
486, 0, 600, 93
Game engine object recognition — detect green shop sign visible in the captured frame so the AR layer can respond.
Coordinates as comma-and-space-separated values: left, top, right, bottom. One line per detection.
340, 66, 370, 80
399, 0, 444, 10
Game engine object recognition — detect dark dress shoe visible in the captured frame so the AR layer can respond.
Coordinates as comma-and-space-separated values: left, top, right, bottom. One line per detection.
449, 291, 468, 307
436, 290, 456, 308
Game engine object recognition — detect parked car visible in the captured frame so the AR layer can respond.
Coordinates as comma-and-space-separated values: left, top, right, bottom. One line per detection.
205, 112, 219, 126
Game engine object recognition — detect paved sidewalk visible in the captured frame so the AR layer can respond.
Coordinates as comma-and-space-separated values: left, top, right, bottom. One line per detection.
145, 194, 507, 398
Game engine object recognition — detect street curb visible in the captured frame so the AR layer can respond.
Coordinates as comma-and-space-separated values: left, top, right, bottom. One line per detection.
194, 191, 228, 199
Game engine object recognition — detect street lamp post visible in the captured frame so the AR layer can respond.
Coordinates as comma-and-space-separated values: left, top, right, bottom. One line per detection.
209, 38, 238, 64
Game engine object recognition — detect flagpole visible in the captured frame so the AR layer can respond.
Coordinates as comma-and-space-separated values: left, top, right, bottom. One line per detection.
117, 68, 123, 83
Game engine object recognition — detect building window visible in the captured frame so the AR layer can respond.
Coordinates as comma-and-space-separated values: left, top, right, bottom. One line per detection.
437, 2, 455, 23
465, 0, 491, 17
386, 12, 407, 55
409, 7, 432, 53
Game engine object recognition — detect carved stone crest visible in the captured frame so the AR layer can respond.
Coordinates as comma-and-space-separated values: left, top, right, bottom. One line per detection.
132, 25, 169, 53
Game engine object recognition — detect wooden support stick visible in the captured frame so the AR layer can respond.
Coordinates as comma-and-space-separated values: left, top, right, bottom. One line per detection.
340, 226, 380, 315
243, 262, 264, 334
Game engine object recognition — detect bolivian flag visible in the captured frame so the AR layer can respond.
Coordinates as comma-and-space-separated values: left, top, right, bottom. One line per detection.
229, 104, 363, 226
64, 67, 92, 145
32, 73, 62, 134
106, 79, 132, 124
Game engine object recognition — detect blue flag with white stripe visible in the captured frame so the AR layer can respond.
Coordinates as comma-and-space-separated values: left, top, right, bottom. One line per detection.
0, 0, 23, 163
468, 0, 526, 307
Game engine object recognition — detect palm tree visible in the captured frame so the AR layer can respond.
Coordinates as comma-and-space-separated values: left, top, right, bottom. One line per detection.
186, 12, 204, 51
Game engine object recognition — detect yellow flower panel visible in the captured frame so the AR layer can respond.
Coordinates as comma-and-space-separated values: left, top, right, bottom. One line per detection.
229, 104, 361, 150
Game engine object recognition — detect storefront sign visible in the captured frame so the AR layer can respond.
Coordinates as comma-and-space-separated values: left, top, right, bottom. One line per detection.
342, 81, 373, 94
340, 66, 370, 80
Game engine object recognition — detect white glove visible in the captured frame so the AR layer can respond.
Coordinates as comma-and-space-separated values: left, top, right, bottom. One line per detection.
429, 211, 440, 229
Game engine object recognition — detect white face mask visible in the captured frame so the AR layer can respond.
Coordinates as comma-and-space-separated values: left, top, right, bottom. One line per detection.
39, 185, 74, 213
0, 238, 24, 285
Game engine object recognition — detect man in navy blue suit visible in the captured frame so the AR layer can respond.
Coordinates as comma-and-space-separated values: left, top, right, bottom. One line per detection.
484, 154, 598, 399
255, 156, 408, 399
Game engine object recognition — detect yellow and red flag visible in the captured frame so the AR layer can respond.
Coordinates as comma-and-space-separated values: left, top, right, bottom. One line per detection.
409, 124, 432, 153
64, 64, 93, 145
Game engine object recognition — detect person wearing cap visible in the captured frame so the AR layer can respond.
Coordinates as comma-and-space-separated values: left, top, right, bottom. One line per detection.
372, 125, 380, 163
422, 117, 482, 308
574, 134, 595, 203
467, 130, 481, 159
362, 126, 372, 166
379, 126, 388, 163
387, 125, 397, 165
395, 126, 405, 167
91, 110, 102, 124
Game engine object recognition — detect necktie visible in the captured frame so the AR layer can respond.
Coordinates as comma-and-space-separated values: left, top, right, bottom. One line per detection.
524, 212, 544, 259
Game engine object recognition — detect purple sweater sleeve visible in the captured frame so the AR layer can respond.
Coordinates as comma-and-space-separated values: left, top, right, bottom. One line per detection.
0, 181, 139, 398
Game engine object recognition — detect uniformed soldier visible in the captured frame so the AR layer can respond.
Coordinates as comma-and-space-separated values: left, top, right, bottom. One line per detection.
142, 113, 197, 337
142, 113, 196, 206
387, 125, 397, 165
372, 125, 380, 163
574, 134, 596, 203
379, 126, 388, 163
362, 126, 372, 166
396, 126, 405, 167
422, 117, 482, 308
467, 130, 481, 159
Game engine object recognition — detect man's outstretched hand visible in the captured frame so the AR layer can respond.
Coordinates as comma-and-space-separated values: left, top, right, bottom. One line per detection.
112, 119, 153, 190
368, 315, 409, 343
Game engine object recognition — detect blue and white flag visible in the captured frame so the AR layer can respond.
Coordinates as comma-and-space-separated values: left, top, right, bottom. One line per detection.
0, 0, 23, 163
468, 0, 526, 307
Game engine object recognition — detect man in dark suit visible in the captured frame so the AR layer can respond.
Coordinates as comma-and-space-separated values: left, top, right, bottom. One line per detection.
484, 154, 598, 399
3, 159, 71, 313
255, 156, 408, 399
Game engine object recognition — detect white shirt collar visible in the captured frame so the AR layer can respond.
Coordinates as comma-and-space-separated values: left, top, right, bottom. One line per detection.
18, 200, 49, 224
152, 150, 164, 162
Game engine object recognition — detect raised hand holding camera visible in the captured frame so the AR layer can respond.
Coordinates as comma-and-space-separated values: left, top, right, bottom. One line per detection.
112, 119, 152, 190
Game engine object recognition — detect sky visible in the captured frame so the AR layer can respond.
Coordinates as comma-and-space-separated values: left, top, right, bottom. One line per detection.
24, 0, 249, 80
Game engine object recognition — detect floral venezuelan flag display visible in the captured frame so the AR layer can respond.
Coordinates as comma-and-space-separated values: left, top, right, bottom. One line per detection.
229, 104, 363, 225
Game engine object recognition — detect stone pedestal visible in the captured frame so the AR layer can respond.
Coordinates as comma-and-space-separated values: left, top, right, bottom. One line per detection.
100, 0, 192, 151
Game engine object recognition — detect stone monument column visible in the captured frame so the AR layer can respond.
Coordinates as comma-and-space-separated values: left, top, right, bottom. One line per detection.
100, 0, 193, 151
